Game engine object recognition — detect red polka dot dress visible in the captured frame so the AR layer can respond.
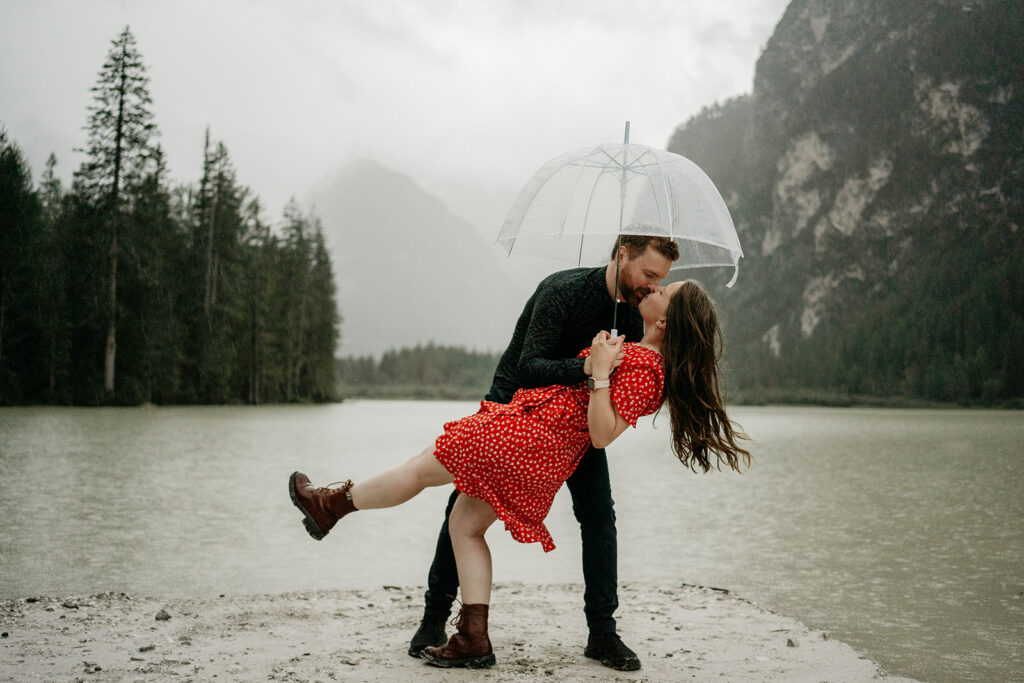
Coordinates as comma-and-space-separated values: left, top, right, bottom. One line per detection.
433, 343, 664, 552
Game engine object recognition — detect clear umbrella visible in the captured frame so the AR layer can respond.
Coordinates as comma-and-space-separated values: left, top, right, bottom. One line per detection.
496, 123, 743, 334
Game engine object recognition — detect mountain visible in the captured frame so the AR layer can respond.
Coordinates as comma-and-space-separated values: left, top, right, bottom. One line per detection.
308, 159, 527, 357
668, 0, 1023, 404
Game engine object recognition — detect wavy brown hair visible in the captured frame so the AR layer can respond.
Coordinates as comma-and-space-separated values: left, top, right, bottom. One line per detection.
661, 280, 751, 473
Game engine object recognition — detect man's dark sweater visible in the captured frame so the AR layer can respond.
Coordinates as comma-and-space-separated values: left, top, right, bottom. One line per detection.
489, 266, 645, 402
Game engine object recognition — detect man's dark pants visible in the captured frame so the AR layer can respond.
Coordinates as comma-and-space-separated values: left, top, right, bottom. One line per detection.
421, 386, 620, 634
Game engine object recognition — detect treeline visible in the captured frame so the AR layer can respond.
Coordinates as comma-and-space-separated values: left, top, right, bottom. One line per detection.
0, 27, 338, 405
337, 344, 502, 400
727, 222, 1024, 407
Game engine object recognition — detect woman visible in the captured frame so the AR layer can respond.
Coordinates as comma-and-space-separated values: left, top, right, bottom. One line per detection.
288, 279, 750, 669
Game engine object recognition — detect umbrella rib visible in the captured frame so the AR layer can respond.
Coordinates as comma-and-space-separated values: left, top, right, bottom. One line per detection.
575, 152, 657, 174
558, 151, 593, 243
652, 151, 673, 234
579, 167, 607, 246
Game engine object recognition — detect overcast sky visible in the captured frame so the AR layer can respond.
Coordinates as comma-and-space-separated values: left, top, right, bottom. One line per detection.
2, 0, 790, 233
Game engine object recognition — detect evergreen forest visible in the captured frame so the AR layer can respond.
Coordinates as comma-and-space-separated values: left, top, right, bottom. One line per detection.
336, 344, 502, 400
1, 27, 339, 405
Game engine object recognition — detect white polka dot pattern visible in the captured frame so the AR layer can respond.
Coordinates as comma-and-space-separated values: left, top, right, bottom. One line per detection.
434, 344, 664, 552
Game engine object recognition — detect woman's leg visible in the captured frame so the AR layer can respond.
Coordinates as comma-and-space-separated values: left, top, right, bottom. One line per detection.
349, 446, 454, 510
448, 493, 498, 605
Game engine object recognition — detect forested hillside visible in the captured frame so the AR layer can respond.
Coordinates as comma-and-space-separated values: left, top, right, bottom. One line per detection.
336, 344, 502, 400
0, 27, 339, 405
669, 0, 1023, 406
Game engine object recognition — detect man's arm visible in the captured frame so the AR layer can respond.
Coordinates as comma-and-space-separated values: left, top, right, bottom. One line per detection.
515, 284, 589, 388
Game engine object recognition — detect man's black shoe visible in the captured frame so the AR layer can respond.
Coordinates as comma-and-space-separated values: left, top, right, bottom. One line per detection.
584, 632, 641, 671
408, 617, 447, 658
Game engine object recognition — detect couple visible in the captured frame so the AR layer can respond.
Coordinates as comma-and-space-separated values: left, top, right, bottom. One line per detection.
289, 235, 750, 670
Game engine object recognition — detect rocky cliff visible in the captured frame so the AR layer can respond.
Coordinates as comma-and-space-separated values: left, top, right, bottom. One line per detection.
669, 0, 1023, 403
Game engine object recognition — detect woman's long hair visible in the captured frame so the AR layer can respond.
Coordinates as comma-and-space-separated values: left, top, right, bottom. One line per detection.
661, 280, 751, 473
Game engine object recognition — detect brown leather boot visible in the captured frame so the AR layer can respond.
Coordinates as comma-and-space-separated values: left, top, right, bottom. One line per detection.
288, 471, 357, 540
423, 603, 495, 668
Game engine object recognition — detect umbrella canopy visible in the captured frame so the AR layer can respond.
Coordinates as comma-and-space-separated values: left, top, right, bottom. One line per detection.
497, 138, 743, 286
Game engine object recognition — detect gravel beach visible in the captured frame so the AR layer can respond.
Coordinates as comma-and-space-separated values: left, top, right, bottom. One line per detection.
1, 581, 920, 682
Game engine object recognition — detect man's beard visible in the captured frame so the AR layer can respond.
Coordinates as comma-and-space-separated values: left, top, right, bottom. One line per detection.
617, 279, 646, 307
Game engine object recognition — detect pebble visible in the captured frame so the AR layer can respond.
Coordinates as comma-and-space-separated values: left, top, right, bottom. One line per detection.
155, 609, 171, 621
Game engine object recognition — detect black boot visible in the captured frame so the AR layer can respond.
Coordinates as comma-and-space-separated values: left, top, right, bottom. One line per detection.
408, 613, 447, 657
584, 632, 641, 671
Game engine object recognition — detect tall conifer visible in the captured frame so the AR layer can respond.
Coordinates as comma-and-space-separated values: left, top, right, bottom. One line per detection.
73, 25, 156, 397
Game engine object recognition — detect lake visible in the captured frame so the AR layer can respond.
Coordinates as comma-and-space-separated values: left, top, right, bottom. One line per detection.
0, 403, 1020, 682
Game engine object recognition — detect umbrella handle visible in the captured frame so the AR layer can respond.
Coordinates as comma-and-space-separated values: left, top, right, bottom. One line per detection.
610, 328, 618, 337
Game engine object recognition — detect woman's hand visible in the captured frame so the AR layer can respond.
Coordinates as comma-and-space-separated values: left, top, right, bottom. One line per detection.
588, 331, 625, 379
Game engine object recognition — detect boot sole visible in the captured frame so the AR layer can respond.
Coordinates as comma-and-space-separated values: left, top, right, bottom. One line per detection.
288, 471, 328, 541
585, 650, 641, 671
423, 653, 496, 669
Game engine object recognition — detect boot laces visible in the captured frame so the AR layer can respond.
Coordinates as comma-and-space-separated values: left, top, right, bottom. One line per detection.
448, 596, 464, 627
316, 480, 354, 499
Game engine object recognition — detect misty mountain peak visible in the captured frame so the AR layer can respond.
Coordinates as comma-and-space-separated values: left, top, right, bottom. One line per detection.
308, 159, 525, 357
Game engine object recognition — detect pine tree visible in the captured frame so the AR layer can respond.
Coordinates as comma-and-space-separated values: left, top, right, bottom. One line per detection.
73, 25, 157, 397
306, 225, 340, 400
237, 197, 274, 403
39, 153, 63, 226
0, 130, 44, 402
122, 146, 186, 403
186, 131, 246, 401
37, 153, 71, 400
279, 200, 312, 401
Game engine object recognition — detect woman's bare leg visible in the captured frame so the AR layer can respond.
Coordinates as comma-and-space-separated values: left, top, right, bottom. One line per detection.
448, 493, 498, 605
349, 447, 454, 510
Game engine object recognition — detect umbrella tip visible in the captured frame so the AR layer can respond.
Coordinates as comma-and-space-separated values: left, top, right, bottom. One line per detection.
623, 121, 630, 144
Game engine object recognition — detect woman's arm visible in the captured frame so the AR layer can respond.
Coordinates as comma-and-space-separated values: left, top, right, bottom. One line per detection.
586, 332, 631, 448
588, 386, 631, 448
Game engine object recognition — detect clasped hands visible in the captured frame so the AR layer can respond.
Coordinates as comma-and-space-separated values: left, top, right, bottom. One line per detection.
583, 331, 625, 380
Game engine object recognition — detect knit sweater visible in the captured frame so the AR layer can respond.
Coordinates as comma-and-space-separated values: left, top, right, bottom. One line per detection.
488, 266, 645, 402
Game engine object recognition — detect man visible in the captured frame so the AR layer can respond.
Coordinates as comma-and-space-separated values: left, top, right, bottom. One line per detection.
408, 234, 679, 671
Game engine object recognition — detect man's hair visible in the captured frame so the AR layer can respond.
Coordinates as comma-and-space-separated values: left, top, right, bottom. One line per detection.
612, 234, 680, 262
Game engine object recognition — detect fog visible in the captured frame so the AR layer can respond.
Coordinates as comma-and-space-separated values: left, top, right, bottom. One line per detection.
1, 0, 789, 236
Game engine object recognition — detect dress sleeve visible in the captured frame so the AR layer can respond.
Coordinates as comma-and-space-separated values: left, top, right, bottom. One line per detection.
608, 364, 660, 428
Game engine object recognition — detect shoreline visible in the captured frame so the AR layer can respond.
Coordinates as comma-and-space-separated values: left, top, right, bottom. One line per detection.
1, 581, 919, 682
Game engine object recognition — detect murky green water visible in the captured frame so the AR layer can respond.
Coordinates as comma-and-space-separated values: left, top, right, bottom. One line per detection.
0, 403, 1020, 682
